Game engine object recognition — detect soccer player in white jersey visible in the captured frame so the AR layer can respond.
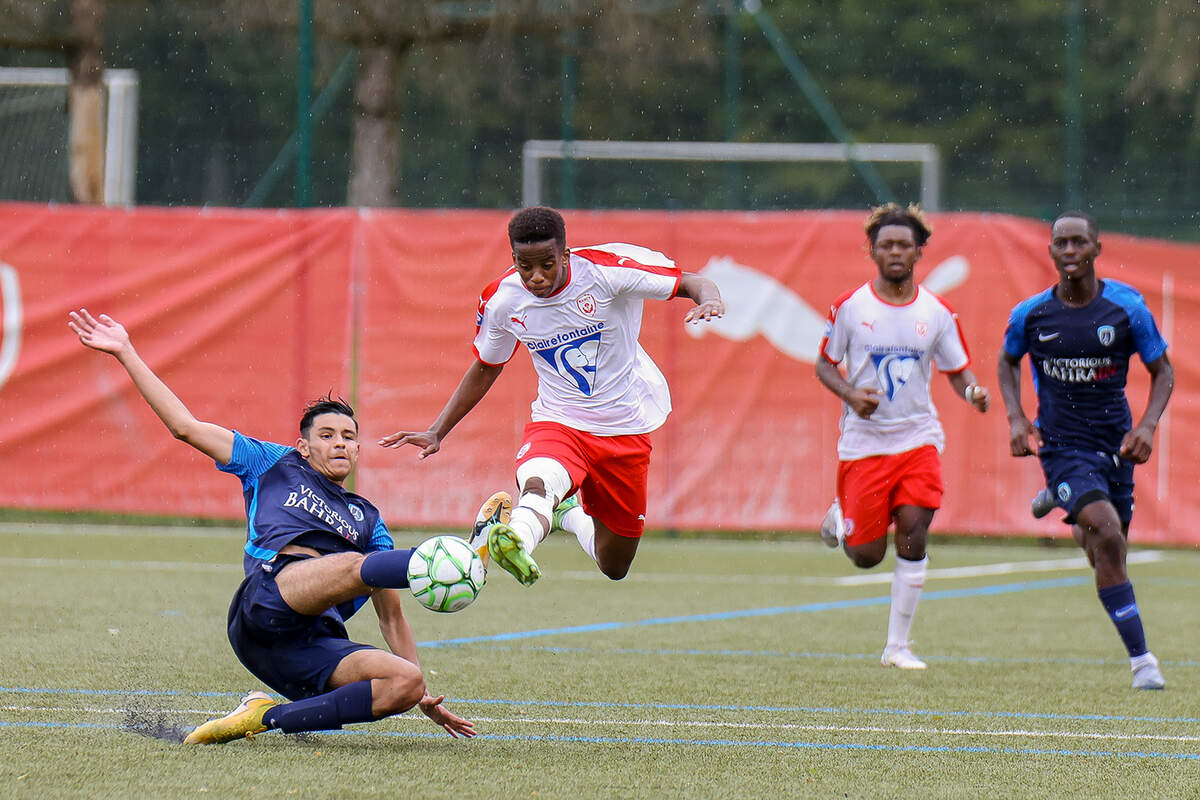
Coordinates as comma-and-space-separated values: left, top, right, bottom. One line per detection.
815, 203, 990, 670
379, 206, 725, 586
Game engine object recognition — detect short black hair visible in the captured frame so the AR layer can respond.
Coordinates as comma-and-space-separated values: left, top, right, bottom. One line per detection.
508, 206, 566, 249
1052, 210, 1099, 240
300, 394, 357, 438
865, 202, 933, 247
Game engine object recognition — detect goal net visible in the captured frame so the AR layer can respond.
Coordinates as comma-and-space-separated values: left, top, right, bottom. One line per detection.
0, 67, 138, 205
522, 140, 942, 211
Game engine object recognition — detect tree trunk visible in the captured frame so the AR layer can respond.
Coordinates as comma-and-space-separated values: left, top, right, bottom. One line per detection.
67, 0, 105, 204
346, 44, 401, 207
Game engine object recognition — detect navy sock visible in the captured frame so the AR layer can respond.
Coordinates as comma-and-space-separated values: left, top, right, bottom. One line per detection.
359, 548, 413, 588
262, 680, 376, 734
1098, 581, 1148, 658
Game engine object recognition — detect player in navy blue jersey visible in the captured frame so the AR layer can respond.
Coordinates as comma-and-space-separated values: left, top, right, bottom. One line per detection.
997, 212, 1174, 690
69, 309, 476, 742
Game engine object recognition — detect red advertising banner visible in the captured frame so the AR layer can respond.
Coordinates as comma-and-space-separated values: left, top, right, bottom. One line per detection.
2, 203, 1196, 544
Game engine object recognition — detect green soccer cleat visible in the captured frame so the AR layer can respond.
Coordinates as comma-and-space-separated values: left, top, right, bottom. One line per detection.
486, 522, 540, 586
183, 690, 276, 744
550, 494, 580, 533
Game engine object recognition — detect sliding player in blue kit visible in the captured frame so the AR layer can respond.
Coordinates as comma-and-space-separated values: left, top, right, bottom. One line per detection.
997, 212, 1174, 690
69, 309, 475, 742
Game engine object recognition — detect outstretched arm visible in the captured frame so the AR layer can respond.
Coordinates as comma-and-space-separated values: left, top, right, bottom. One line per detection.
997, 350, 1040, 457
377, 360, 504, 458
676, 272, 726, 323
372, 588, 476, 738
68, 309, 235, 464
1120, 353, 1174, 463
945, 369, 990, 413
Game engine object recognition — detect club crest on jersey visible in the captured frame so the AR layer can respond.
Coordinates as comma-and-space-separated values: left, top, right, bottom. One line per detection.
1097, 325, 1115, 346
1057, 482, 1072, 504
347, 503, 364, 522
575, 293, 597, 316
531, 328, 603, 395
869, 350, 919, 401
915, 320, 929, 337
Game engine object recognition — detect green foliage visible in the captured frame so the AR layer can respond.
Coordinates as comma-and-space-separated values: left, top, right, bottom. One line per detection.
0, 0, 1195, 237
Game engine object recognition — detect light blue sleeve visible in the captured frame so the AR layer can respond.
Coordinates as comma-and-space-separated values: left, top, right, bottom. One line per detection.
1107, 282, 1168, 365
367, 518, 395, 553
1002, 304, 1030, 359
1002, 289, 1052, 359
216, 431, 292, 486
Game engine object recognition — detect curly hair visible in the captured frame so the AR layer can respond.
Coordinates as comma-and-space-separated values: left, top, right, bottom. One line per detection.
508, 206, 566, 249
299, 393, 357, 438
864, 202, 933, 247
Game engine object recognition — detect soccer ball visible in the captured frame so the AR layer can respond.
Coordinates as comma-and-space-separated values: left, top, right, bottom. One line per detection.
407, 535, 485, 613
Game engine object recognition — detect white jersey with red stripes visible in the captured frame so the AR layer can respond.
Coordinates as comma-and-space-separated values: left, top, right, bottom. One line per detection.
819, 281, 970, 460
473, 243, 682, 436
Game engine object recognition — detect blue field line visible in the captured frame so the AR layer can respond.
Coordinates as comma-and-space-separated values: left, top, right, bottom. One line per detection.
420, 575, 1091, 647
1, 720, 1196, 760
3, 686, 1195, 725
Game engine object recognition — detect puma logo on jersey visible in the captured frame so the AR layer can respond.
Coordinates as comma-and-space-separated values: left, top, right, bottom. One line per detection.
861, 321, 876, 332
510, 315, 528, 330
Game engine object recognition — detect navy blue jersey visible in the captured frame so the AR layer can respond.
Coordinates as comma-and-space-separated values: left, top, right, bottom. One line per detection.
1003, 280, 1167, 452
218, 432, 394, 576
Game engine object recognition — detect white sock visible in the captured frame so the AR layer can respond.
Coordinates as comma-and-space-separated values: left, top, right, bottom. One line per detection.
1131, 652, 1157, 671
886, 555, 928, 650
508, 506, 547, 554
560, 506, 597, 561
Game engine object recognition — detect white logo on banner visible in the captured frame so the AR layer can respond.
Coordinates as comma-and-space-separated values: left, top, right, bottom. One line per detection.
0, 262, 21, 390
685, 255, 969, 362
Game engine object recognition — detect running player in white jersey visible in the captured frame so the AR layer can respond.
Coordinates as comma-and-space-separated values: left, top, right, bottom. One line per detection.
379, 206, 725, 586
816, 203, 990, 670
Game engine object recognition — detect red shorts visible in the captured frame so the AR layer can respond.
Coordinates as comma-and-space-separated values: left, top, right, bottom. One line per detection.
836, 445, 943, 547
515, 421, 652, 538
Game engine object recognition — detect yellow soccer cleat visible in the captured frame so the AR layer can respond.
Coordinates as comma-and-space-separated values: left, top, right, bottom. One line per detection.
469, 491, 513, 562
183, 690, 277, 744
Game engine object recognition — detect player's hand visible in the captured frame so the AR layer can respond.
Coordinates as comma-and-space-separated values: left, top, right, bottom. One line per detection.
966, 384, 990, 413
418, 693, 477, 738
683, 298, 725, 324
1008, 416, 1041, 457
68, 309, 130, 356
847, 387, 880, 419
1118, 426, 1154, 464
377, 430, 442, 459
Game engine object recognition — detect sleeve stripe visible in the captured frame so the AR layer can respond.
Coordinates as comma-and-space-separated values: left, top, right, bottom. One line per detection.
473, 343, 517, 367
571, 247, 682, 278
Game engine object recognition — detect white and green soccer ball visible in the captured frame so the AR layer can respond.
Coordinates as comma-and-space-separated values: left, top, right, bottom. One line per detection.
407, 535, 485, 613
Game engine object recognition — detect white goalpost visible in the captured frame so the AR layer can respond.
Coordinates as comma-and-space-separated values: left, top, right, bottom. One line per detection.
522, 139, 942, 211
0, 67, 139, 205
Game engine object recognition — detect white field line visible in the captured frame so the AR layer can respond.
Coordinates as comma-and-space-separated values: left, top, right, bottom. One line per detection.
833, 550, 1164, 586
6, 705, 1198, 745
0, 551, 1166, 583
0, 523, 242, 538
561, 551, 1165, 585
0, 557, 232, 572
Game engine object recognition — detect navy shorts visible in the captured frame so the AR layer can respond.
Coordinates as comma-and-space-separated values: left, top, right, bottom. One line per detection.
1038, 446, 1135, 525
227, 554, 376, 701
